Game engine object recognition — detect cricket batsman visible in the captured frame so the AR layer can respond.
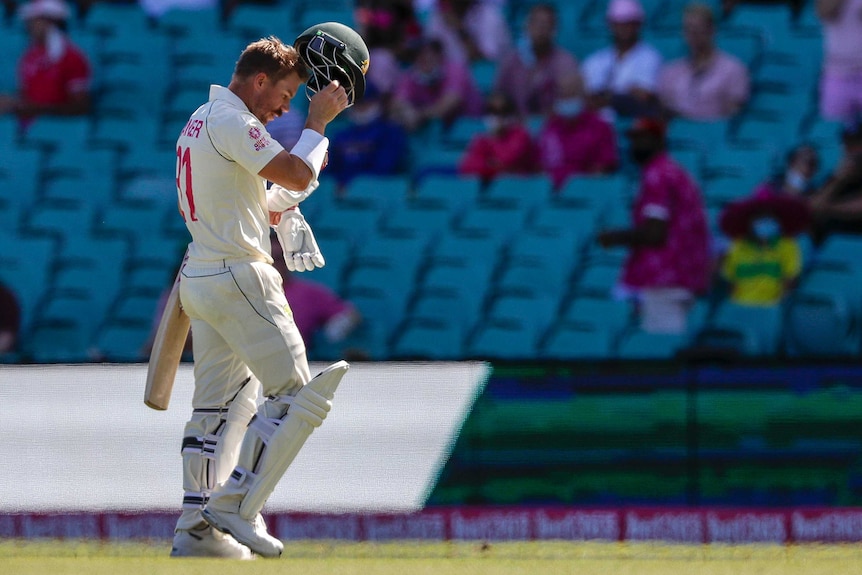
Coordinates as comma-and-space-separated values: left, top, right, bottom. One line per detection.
167, 23, 369, 559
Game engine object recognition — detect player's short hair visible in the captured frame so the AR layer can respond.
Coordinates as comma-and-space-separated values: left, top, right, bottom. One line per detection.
683, 2, 715, 27
234, 36, 310, 83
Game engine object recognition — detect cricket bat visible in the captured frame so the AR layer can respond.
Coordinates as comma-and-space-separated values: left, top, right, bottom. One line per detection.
144, 257, 190, 411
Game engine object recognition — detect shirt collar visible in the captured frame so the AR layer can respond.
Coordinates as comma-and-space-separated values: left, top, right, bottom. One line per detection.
209, 84, 250, 113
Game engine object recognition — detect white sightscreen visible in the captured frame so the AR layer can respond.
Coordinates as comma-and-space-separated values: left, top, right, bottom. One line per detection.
0, 362, 489, 513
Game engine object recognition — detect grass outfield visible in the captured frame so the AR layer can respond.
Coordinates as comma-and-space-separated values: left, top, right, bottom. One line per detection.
3, 540, 862, 575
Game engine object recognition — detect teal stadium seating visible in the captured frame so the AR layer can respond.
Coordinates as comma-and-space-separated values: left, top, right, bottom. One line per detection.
2, 0, 860, 362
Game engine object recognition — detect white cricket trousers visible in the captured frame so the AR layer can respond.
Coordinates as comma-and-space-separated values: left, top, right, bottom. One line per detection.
638, 287, 694, 335
180, 259, 311, 405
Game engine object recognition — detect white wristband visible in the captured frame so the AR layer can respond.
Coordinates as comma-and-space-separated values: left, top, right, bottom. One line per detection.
290, 128, 329, 182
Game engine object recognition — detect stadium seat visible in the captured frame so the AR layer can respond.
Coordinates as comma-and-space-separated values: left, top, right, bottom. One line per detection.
528, 202, 602, 240
571, 262, 622, 298
91, 320, 151, 362
539, 322, 615, 360
703, 300, 784, 355
407, 286, 482, 338
484, 291, 560, 335
342, 175, 410, 211
412, 173, 482, 210
561, 296, 633, 338
482, 174, 555, 211
21, 116, 91, 151
454, 202, 529, 243
616, 329, 690, 359
390, 317, 464, 359
466, 315, 546, 359
785, 290, 860, 357
0, 234, 55, 336
341, 285, 403, 343
555, 174, 628, 211
496, 256, 571, 299
227, 3, 296, 40
22, 319, 93, 363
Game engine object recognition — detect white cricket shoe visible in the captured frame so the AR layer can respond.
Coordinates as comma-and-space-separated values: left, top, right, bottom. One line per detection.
202, 507, 283, 558
170, 523, 255, 559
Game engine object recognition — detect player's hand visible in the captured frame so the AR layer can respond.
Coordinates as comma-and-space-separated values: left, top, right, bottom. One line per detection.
275, 207, 325, 272
306, 80, 349, 128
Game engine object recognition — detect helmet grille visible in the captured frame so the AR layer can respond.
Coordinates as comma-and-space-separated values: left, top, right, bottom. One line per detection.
303, 31, 357, 106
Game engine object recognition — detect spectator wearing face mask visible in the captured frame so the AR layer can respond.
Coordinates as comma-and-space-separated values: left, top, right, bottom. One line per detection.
458, 91, 537, 183
326, 82, 410, 189
391, 38, 484, 131
718, 191, 810, 307
534, 73, 619, 190
756, 144, 821, 198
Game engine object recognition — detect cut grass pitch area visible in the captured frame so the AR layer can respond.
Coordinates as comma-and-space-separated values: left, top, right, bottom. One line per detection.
2, 539, 862, 575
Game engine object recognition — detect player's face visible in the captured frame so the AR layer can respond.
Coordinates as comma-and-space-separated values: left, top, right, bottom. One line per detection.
251, 72, 302, 125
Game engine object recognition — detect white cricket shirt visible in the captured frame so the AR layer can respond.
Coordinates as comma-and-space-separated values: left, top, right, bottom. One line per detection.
176, 84, 284, 265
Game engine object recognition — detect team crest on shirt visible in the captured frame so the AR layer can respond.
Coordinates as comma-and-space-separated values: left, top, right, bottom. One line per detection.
248, 126, 270, 151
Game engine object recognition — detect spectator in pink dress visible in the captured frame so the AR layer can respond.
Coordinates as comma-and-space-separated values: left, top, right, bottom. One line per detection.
581, 0, 663, 119
424, 0, 512, 63
458, 91, 537, 183
493, 2, 581, 117
657, 2, 750, 121
535, 73, 619, 190
597, 118, 712, 334
0, 0, 92, 130
816, 0, 862, 122
391, 38, 484, 131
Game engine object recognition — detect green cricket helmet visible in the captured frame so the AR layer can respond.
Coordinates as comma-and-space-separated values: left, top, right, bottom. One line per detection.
294, 22, 370, 107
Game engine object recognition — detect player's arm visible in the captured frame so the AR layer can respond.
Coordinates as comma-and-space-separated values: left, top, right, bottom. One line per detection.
259, 81, 348, 192
597, 217, 668, 248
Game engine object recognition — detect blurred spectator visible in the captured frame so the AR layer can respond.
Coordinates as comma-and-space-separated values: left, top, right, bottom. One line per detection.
327, 82, 410, 189
657, 2, 750, 120
581, 0, 662, 119
597, 118, 711, 334
816, 0, 862, 122
458, 91, 537, 183
756, 143, 821, 197
493, 2, 581, 117
424, 0, 512, 63
390, 38, 484, 131
0, 281, 21, 355
270, 235, 363, 356
355, 0, 422, 95
0, 0, 92, 130
140, 0, 216, 20
717, 190, 809, 306
266, 107, 306, 150
535, 73, 619, 190
809, 116, 862, 242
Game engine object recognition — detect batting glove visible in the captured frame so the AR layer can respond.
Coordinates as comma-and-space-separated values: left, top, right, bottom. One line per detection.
275, 206, 325, 272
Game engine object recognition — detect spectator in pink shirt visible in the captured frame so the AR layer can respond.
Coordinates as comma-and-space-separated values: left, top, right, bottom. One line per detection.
458, 91, 537, 183
598, 118, 712, 334
657, 2, 750, 121
391, 38, 484, 131
535, 73, 619, 190
817, 0, 862, 122
424, 0, 512, 63
493, 2, 581, 117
